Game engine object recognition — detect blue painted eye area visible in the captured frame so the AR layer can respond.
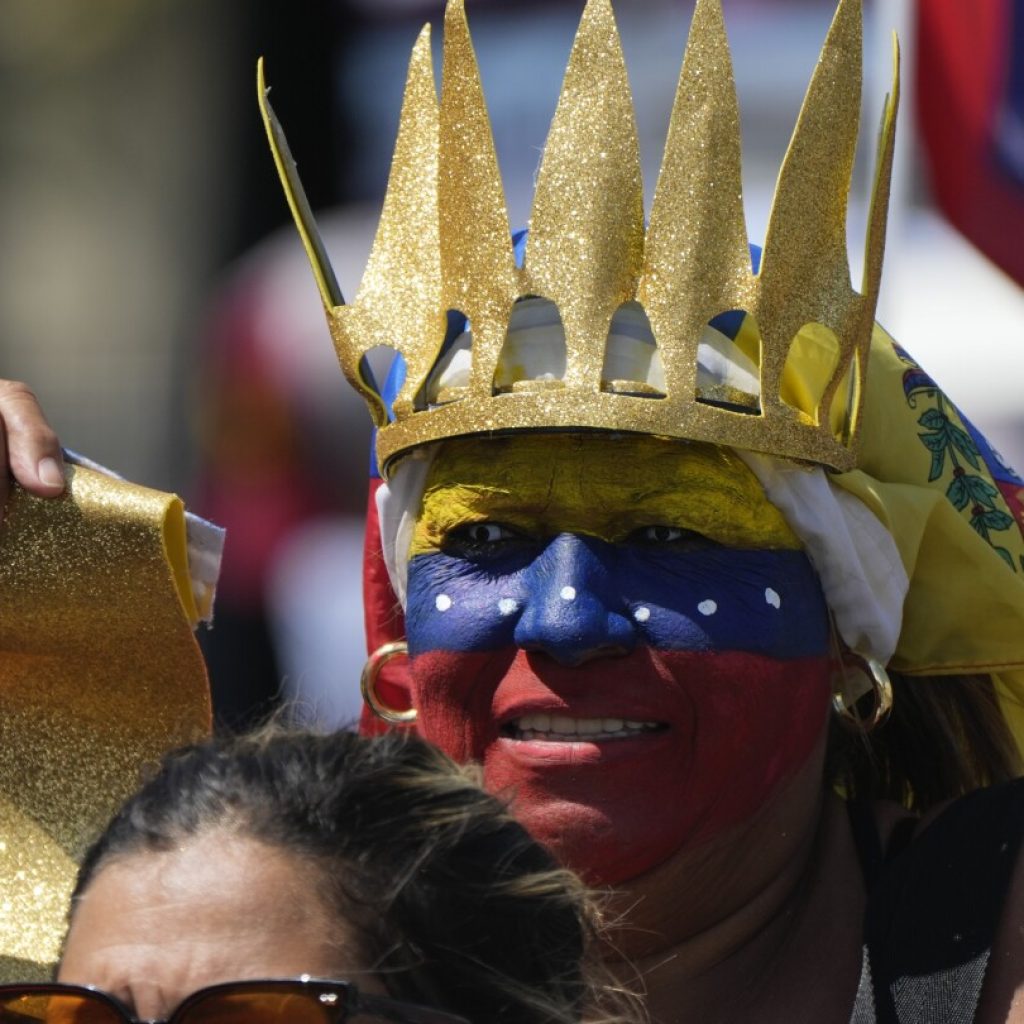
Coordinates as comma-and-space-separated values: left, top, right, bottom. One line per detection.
406, 531, 830, 661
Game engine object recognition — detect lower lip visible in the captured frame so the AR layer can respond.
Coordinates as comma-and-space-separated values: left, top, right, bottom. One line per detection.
494, 729, 671, 766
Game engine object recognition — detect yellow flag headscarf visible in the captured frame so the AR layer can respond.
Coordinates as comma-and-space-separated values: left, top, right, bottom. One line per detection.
769, 318, 1024, 744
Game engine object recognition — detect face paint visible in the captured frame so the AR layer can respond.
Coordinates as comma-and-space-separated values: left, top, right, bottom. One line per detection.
410, 435, 800, 556
406, 434, 831, 885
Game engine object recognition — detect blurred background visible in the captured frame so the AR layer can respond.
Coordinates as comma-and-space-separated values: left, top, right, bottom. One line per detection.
2, 0, 1021, 728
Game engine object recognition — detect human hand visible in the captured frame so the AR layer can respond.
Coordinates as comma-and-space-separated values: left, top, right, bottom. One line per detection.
0, 380, 65, 516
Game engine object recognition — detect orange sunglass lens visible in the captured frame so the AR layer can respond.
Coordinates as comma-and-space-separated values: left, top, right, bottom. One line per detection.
180, 989, 343, 1024
0, 994, 123, 1024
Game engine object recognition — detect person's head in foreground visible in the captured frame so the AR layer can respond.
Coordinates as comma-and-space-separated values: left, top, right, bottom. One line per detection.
258, 0, 1024, 1018
0, 730, 635, 1024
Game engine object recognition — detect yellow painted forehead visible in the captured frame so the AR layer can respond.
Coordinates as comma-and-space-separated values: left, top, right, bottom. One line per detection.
410, 433, 799, 557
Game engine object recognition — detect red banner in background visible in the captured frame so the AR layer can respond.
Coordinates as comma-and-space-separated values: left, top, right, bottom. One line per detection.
917, 0, 1024, 286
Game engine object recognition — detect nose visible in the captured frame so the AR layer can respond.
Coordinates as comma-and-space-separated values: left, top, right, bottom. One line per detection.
513, 533, 636, 666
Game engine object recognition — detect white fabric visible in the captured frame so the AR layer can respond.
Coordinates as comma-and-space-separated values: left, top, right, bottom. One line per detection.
599, 300, 665, 390
737, 453, 909, 664
696, 324, 760, 398
377, 448, 435, 607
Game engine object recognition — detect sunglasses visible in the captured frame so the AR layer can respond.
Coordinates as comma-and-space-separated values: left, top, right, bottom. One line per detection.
0, 980, 470, 1024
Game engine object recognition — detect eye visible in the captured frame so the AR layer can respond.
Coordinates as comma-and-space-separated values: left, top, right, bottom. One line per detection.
442, 521, 531, 559
644, 525, 685, 543
457, 522, 516, 544
629, 525, 719, 549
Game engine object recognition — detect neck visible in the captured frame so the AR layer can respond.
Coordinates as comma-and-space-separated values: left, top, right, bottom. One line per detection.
602, 756, 865, 1023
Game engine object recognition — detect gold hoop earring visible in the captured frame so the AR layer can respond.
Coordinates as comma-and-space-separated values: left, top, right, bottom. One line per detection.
831, 651, 894, 732
360, 640, 417, 724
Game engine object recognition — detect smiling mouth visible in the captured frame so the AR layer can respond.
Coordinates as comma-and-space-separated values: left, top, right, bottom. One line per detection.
503, 714, 668, 742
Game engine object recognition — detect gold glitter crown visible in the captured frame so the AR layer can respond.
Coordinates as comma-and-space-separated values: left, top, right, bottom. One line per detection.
259, 0, 899, 475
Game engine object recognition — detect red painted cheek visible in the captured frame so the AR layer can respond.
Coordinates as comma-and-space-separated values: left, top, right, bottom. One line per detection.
411, 647, 831, 886
410, 649, 514, 762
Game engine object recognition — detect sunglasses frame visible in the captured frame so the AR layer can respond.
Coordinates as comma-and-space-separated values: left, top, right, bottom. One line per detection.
0, 979, 470, 1024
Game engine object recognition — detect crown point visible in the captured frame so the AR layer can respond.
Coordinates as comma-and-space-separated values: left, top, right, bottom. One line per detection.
350, 11, 442, 422
527, 0, 643, 386
257, 58, 344, 311
640, 0, 749, 398
861, 31, 900, 303
439, 0, 517, 396
760, 0, 864, 302
444, 0, 466, 27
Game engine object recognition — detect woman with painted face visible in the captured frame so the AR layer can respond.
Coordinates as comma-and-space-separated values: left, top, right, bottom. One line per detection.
257, 0, 1024, 1020
0, 729, 638, 1024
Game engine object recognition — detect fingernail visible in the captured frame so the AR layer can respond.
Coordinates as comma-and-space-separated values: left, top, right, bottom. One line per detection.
38, 456, 64, 489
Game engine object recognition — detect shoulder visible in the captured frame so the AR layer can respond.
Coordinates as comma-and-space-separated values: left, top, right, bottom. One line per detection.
976, 781, 1024, 1023
863, 780, 1024, 1024
886, 779, 1024, 930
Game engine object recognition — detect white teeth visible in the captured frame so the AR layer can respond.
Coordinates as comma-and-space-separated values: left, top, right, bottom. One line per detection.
511, 715, 662, 740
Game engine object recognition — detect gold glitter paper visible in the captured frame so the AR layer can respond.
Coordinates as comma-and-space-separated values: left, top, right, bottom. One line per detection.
262, 0, 899, 477
757, 0, 866, 444
0, 466, 211, 979
524, 0, 644, 390
339, 25, 446, 423
638, 0, 752, 404
439, 0, 520, 398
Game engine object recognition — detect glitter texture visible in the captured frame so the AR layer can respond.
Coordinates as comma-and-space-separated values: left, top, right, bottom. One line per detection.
524, 0, 644, 390
0, 467, 210, 979
638, 0, 752, 408
439, 0, 520, 397
264, 0, 899, 476
340, 24, 445, 423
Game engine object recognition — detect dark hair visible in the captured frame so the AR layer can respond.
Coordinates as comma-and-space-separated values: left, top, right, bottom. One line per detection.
829, 671, 1023, 809
71, 729, 636, 1024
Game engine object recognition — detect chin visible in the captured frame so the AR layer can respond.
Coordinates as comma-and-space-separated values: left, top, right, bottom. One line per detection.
503, 789, 694, 887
